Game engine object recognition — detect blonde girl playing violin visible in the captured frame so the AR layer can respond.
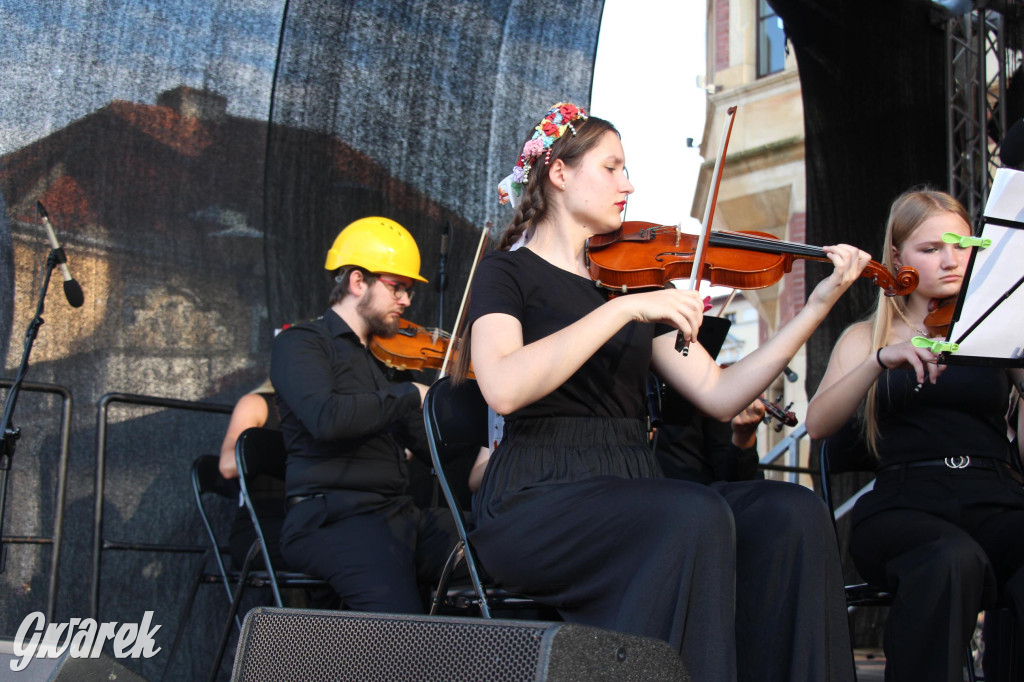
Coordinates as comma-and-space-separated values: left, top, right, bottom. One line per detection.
806, 189, 1024, 682
453, 102, 870, 681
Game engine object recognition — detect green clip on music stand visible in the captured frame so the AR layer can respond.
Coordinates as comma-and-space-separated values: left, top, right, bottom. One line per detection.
937, 168, 1024, 368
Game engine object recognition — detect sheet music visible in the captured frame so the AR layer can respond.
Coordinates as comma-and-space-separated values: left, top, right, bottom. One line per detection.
943, 168, 1024, 366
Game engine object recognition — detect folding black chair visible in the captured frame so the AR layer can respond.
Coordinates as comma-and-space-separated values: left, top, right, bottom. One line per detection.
160, 455, 241, 681
819, 434, 979, 682
206, 427, 330, 682
423, 377, 552, 619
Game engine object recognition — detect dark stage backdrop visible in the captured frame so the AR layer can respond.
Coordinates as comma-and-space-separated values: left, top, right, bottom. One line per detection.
769, 0, 950, 646
0, 1, 604, 679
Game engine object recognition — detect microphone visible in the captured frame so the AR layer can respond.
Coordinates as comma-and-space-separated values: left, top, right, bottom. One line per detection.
437, 220, 451, 293
1002, 118, 1024, 169
36, 202, 84, 308
783, 366, 799, 382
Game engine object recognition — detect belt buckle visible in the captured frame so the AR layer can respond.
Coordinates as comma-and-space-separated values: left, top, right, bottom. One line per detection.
944, 455, 970, 469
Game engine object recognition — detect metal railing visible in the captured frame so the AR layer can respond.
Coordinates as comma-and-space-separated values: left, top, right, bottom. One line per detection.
90, 392, 233, 619
759, 422, 810, 484
0, 379, 72, 623
759, 421, 874, 522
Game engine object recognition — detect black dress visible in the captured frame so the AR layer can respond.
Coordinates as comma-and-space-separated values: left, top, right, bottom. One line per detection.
850, 364, 1024, 682
467, 248, 853, 682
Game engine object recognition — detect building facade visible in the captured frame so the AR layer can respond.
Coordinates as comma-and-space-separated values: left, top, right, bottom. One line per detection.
694, 0, 808, 470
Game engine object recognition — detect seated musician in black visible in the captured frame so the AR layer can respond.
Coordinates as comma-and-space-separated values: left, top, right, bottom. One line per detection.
653, 317, 766, 484
270, 216, 460, 613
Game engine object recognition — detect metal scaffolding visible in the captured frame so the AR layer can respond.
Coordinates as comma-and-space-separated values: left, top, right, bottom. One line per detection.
945, 2, 1023, 228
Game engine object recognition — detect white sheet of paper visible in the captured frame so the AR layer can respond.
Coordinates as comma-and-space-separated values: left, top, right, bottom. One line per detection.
944, 168, 1024, 364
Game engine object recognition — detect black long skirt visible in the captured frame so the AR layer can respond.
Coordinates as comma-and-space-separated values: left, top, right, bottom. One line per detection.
469, 416, 853, 682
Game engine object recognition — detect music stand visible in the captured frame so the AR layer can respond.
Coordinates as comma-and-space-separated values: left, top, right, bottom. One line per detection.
937, 168, 1024, 368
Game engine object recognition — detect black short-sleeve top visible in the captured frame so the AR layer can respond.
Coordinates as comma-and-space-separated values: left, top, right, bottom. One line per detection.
466, 248, 654, 421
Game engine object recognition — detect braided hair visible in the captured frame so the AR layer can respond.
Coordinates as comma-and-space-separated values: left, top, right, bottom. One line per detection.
497, 115, 620, 251
450, 114, 620, 384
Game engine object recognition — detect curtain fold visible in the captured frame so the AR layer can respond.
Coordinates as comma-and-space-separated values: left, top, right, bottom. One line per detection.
0, 2, 604, 677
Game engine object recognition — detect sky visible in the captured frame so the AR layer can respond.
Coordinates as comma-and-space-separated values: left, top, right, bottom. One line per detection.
591, 1, 708, 232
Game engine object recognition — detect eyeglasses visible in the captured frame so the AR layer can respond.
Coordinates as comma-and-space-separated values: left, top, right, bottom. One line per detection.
376, 276, 415, 301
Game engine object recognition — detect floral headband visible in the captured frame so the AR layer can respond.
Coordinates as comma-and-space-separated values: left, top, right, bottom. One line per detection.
497, 102, 588, 208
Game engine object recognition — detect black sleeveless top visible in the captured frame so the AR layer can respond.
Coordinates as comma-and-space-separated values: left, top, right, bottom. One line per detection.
874, 364, 1013, 465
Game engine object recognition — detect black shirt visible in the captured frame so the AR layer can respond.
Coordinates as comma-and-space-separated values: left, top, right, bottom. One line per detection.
269, 308, 426, 497
467, 248, 654, 421
655, 416, 763, 484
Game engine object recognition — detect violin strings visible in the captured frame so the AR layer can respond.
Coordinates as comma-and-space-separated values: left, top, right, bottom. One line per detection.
642, 225, 825, 258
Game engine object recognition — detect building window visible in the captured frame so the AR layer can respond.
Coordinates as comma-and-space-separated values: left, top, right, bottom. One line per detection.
757, 0, 786, 78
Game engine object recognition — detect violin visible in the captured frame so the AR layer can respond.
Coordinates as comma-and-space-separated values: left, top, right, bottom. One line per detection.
370, 318, 475, 379
585, 221, 920, 297
924, 296, 956, 337
759, 395, 798, 432
371, 224, 489, 382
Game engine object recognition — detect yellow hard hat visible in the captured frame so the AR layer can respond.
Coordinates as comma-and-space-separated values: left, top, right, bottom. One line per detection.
324, 217, 427, 282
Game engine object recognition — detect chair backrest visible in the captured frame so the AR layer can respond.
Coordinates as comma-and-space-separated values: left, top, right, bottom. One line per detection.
191, 455, 240, 603
818, 422, 876, 534
236, 427, 288, 481
425, 377, 489, 453
194, 453, 241, 499
423, 377, 493, 614
234, 427, 289, 605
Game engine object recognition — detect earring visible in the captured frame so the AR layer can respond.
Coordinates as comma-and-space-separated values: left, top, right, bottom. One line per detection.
560, 183, 566, 190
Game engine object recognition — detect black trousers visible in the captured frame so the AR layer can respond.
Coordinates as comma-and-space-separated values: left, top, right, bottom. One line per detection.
279, 490, 460, 613
851, 466, 1024, 682
472, 475, 853, 682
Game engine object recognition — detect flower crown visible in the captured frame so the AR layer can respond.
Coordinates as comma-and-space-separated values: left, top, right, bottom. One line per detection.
497, 102, 588, 208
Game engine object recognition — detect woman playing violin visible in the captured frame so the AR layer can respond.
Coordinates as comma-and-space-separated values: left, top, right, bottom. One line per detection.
452, 102, 869, 681
806, 189, 1024, 682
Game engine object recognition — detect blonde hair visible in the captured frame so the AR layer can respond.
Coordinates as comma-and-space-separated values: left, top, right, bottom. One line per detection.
862, 189, 970, 456
449, 113, 619, 384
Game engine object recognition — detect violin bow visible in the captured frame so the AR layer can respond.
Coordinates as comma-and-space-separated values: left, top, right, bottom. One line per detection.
438, 224, 490, 378
678, 105, 737, 356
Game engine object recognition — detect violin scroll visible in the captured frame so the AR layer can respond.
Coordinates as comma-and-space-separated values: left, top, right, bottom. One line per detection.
863, 262, 920, 298
759, 395, 798, 432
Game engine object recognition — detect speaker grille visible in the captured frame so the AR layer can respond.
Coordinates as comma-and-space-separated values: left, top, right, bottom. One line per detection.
232, 607, 688, 682
234, 609, 549, 682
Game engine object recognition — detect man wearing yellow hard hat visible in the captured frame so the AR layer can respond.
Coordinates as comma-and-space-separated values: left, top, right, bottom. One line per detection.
269, 217, 459, 613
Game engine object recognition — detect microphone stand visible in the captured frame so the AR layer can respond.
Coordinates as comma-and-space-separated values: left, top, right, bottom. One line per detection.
436, 221, 451, 331
0, 245, 64, 573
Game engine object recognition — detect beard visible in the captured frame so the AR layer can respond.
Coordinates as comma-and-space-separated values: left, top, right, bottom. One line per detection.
357, 291, 400, 337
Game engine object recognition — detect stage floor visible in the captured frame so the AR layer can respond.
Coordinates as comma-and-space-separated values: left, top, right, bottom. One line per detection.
855, 648, 985, 681
854, 648, 885, 681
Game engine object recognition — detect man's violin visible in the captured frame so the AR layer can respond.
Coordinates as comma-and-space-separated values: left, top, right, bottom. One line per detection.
370, 319, 474, 378
585, 221, 920, 297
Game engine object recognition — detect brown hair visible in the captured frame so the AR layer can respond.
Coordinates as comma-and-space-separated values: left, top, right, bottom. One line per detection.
497, 115, 620, 250
449, 113, 619, 384
328, 266, 377, 306
862, 188, 970, 456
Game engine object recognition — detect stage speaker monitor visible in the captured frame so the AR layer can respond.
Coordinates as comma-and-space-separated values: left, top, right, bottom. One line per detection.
231, 607, 689, 682
0, 638, 148, 681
